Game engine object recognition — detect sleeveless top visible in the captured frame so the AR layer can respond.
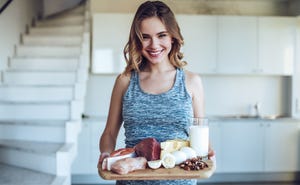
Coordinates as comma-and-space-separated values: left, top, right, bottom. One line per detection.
119, 68, 196, 185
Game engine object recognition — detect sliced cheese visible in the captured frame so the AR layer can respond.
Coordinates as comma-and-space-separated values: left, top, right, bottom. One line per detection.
160, 139, 189, 159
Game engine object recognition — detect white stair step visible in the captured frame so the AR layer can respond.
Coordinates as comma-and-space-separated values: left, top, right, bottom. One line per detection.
0, 120, 81, 143
0, 83, 86, 101
22, 34, 82, 46
29, 25, 84, 35
0, 120, 66, 142
0, 85, 74, 102
0, 100, 84, 120
9, 57, 80, 71
36, 15, 84, 27
0, 139, 74, 175
0, 163, 56, 185
3, 71, 78, 85
16, 45, 81, 57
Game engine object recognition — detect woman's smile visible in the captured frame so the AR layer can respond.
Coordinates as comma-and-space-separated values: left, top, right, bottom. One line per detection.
147, 49, 164, 57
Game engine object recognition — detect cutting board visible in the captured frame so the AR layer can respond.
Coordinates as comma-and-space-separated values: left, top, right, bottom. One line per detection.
98, 159, 215, 180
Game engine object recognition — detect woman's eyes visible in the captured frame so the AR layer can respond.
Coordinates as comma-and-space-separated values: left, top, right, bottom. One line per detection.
142, 35, 150, 40
158, 33, 167, 38
142, 33, 168, 40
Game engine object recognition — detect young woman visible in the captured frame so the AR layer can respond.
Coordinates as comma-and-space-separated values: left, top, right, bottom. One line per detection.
98, 1, 215, 184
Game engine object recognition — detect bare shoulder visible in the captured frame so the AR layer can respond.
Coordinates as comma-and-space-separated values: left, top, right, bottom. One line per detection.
114, 72, 131, 95
184, 69, 204, 99
184, 70, 203, 87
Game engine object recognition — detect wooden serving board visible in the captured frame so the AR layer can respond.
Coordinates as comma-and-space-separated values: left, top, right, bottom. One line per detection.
98, 159, 215, 180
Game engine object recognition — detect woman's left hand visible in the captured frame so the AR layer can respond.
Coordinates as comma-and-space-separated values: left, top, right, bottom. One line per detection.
208, 147, 217, 168
208, 148, 215, 159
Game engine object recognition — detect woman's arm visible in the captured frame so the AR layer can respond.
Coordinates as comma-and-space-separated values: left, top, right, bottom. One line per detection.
185, 70, 215, 159
184, 70, 205, 118
98, 74, 131, 167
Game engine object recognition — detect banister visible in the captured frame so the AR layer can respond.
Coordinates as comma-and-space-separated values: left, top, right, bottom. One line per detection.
0, 0, 13, 14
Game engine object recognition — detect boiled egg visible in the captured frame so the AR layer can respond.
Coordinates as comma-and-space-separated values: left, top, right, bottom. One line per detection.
172, 150, 187, 165
162, 153, 176, 168
180, 146, 197, 159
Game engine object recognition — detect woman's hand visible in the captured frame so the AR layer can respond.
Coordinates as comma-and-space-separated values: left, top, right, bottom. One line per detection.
208, 148, 215, 159
208, 147, 217, 169
97, 152, 110, 169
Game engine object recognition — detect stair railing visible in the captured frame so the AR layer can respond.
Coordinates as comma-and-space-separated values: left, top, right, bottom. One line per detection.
0, 0, 13, 14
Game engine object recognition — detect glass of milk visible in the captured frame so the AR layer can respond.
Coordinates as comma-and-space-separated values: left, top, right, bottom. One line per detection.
189, 118, 209, 157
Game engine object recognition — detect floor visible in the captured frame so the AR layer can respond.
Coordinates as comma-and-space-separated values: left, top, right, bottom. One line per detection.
74, 182, 300, 185
205, 183, 300, 185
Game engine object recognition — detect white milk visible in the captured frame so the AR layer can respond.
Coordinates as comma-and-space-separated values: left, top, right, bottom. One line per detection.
189, 119, 209, 157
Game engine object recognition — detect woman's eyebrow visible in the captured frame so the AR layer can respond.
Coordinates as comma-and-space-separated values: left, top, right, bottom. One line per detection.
141, 31, 168, 36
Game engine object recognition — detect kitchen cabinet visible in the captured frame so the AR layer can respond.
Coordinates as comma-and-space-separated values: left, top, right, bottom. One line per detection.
220, 121, 265, 172
219, 119, 300, 173
217, 16, 258, 74
258, 17, 296, 75
209, 121, 223, 172
291, 20, 300, 119
92, 14, 297, 75
264, 120, 300, 172
175, 15, 218, 74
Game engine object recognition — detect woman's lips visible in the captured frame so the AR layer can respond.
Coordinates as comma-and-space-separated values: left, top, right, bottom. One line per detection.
147, 49, 163, 57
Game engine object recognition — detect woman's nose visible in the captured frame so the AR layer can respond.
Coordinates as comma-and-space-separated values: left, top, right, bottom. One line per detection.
150, 38, 159, 48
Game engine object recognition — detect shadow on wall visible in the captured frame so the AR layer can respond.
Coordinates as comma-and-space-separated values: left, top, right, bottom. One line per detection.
42, 0, 84, 18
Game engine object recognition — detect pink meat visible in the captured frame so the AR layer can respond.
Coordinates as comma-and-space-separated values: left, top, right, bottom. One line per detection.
134, 138, 161, 161
111, 157, 147, 175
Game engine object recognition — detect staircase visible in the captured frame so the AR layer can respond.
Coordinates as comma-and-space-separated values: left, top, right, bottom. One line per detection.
0, 1, 90, 185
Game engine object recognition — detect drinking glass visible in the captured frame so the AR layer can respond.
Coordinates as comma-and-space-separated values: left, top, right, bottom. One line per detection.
189, 117, 209, 157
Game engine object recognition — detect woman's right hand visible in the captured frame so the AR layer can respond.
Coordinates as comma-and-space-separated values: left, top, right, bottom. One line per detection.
97, 152, 110, 169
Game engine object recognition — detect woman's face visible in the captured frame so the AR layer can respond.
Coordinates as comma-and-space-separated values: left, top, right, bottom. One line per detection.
140, 17, 173, 65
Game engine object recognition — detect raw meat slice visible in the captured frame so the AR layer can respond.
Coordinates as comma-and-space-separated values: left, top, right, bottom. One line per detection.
134, 138, 161, 161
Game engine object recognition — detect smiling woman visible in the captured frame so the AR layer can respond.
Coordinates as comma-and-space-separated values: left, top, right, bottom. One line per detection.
98, 1, 215, 185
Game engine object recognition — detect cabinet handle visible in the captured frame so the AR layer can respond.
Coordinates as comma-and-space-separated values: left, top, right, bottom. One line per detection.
259, 123, 264, 127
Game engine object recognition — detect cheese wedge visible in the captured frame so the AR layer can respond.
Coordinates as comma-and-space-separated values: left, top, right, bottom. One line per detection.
160, 139, 189, 159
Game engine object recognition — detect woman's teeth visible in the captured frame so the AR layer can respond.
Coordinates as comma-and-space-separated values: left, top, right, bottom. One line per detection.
148, 50, 162, 56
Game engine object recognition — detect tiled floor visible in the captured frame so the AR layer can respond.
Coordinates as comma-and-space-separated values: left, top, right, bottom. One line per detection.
74, 182, 300, 185
205, 183, 300, 185
0, 163, 55, 185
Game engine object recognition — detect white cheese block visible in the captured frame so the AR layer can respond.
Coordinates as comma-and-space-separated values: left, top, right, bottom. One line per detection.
160, 139, 189, 159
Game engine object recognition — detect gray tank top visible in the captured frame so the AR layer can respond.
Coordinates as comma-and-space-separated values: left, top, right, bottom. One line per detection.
120, 68, 196, 185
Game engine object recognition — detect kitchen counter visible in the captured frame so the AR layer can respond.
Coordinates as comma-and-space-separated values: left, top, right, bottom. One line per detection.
83, 115, 300, 123
208, 115, 300, 122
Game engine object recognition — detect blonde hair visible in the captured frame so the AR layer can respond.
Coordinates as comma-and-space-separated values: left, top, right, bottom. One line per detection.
123, 1, 186, 74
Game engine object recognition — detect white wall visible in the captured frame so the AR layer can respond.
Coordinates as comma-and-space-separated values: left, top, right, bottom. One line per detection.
0, 0, 39, 71
84, 75, 291, 118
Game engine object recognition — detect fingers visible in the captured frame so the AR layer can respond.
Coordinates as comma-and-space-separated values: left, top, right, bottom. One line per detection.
97, 152, 110, 169
208, 149, 215, 158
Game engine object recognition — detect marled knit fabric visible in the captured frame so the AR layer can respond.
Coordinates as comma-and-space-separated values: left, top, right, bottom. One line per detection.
119, 68, 196, 185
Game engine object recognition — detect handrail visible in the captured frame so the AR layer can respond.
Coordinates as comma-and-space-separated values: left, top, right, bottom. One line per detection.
0, 0, 13, 14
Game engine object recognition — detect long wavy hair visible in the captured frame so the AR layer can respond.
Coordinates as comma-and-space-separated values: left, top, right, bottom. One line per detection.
123, 0, 186, 74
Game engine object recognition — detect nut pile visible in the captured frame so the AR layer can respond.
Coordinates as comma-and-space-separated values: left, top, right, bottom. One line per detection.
179, 156, 208, 171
